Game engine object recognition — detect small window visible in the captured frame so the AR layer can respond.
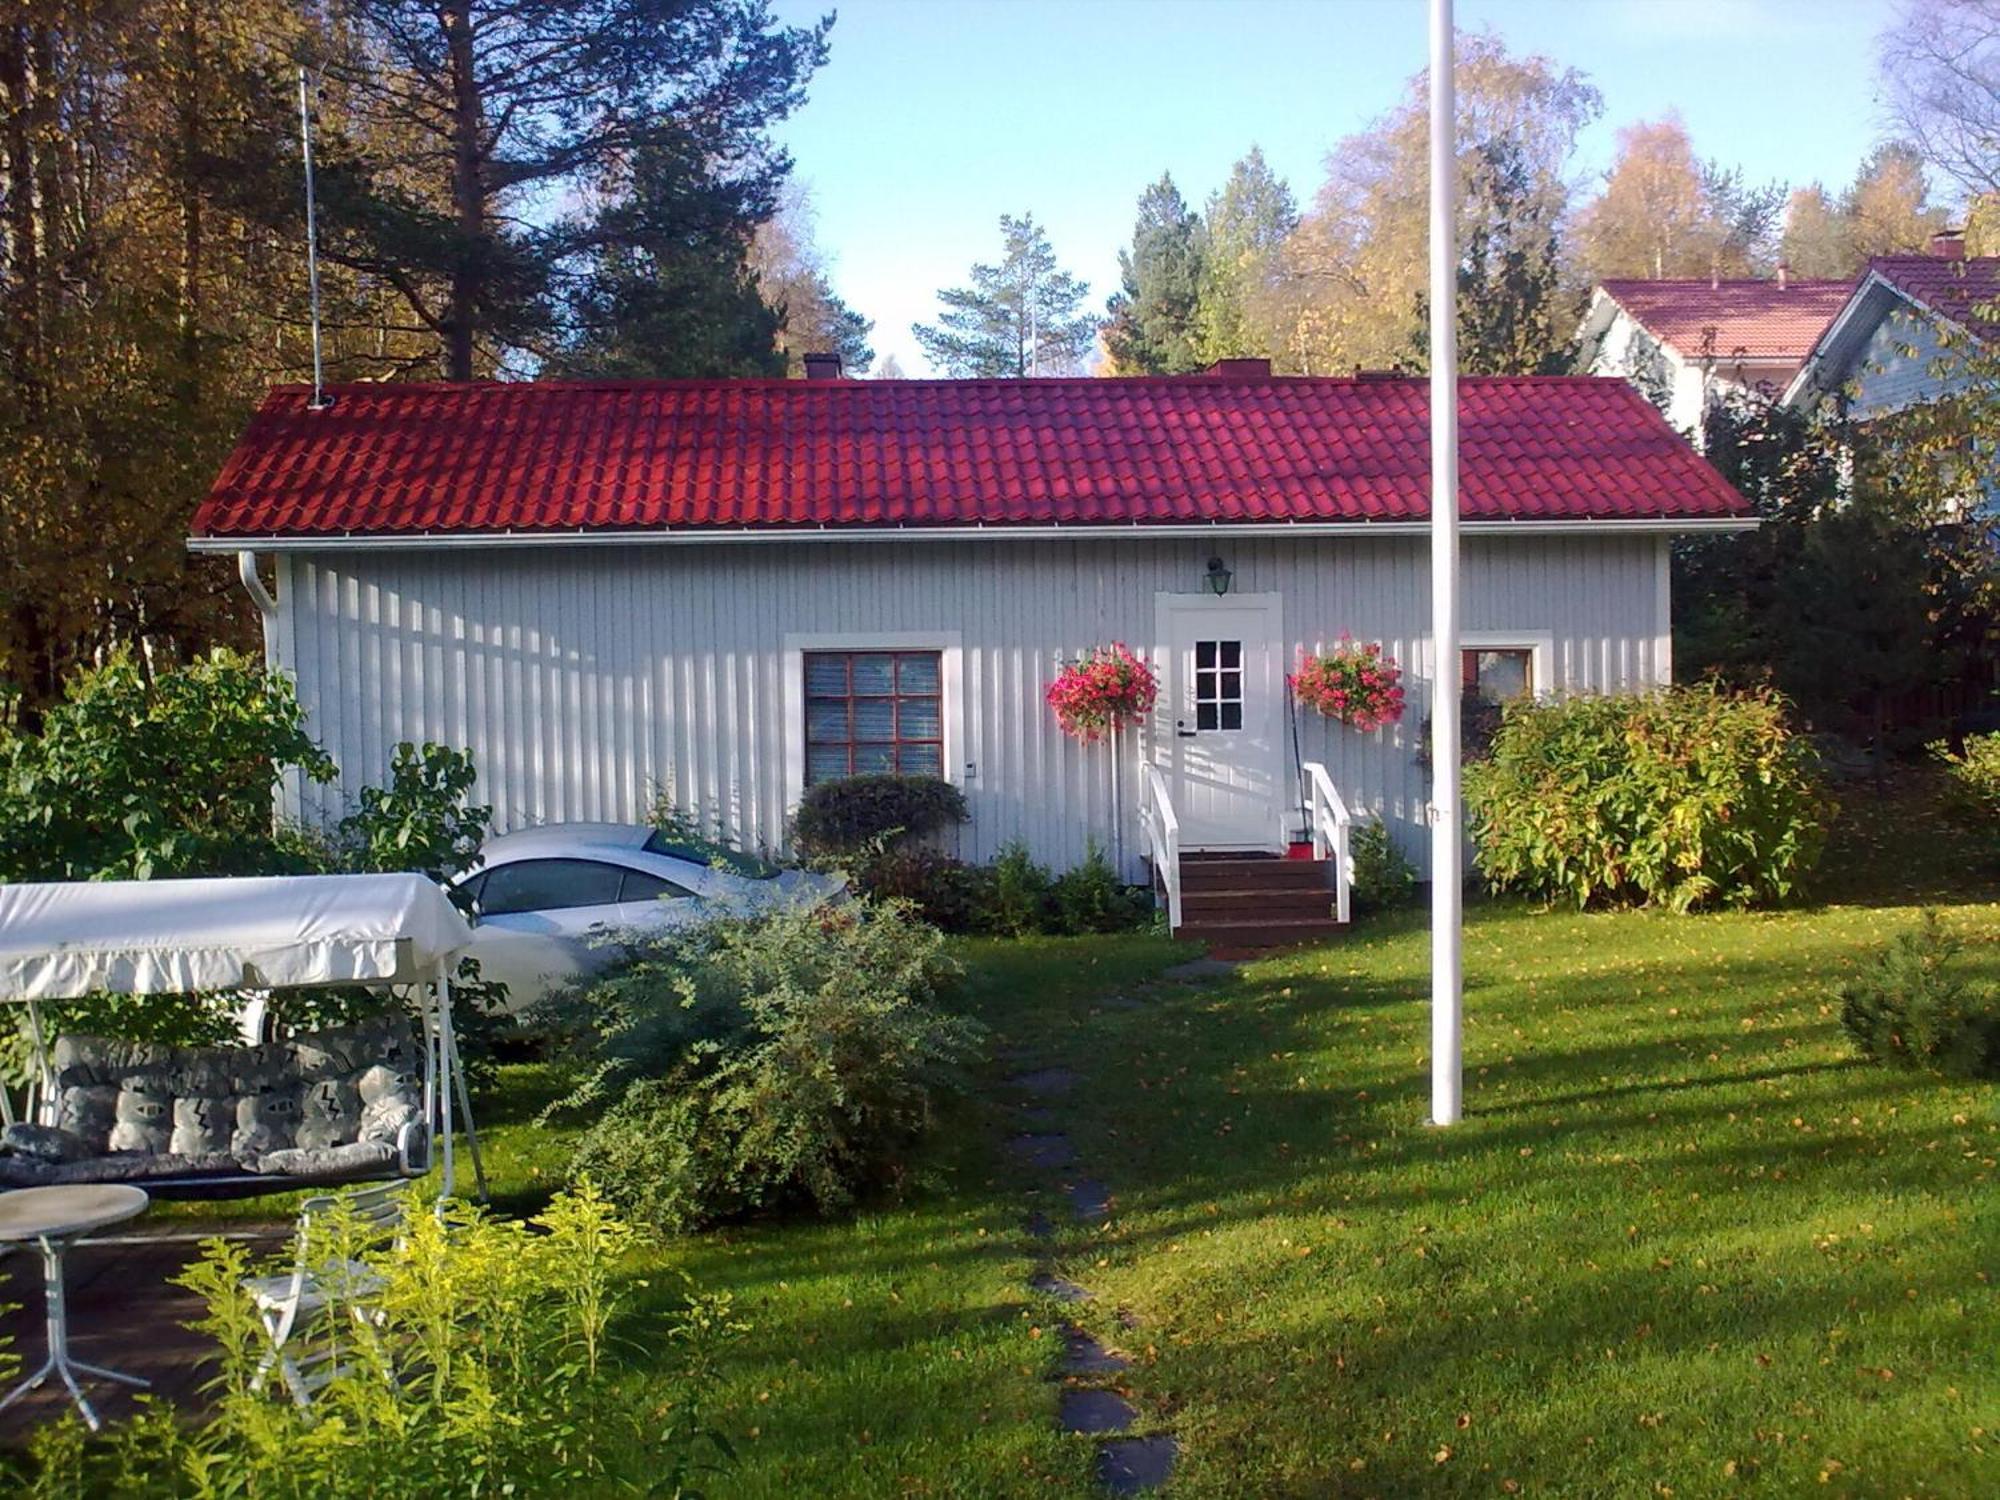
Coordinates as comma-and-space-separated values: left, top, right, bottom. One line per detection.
477, 859, 627, 916
805, 650, 944, 783
618, 869, 691, 904
1194, 639, 1244, 732
1462, 647, 1534, 705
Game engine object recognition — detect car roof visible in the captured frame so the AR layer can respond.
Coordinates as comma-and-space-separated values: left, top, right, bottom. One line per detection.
482, 822, 653, 857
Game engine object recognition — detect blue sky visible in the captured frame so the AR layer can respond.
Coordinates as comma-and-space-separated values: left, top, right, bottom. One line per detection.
768, 0, 1907, 374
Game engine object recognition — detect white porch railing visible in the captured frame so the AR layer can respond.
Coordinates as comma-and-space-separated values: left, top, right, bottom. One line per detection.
1302, 760, 1354, 925
1135, 761, 1182, 931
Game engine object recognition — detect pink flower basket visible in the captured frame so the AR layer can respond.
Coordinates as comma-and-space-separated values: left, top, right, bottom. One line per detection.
1291, 637, 1406, 732
1046, 643, 1159, 744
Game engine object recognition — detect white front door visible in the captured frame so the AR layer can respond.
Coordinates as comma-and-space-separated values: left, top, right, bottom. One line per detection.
1158, 592, 1284, 850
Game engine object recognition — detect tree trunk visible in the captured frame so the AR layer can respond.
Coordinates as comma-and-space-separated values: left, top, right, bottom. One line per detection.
444, 0, 482, 381
174, 0, 203, 394
1, 18, 43, 398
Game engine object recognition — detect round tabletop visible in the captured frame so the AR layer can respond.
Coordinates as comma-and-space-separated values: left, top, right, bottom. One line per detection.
0, 1184, 150, 1242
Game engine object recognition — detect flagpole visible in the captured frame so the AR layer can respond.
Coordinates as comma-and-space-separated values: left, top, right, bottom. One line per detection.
1428, 0, 1463, 1127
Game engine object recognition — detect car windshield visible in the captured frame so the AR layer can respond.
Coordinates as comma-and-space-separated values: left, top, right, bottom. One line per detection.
642, 831, 781, 880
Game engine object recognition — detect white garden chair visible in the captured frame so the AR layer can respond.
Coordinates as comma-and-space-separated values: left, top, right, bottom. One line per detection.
244, 1179, 410, 1407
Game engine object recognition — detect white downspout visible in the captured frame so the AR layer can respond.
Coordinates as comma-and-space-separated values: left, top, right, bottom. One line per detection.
236, 550, 277, 670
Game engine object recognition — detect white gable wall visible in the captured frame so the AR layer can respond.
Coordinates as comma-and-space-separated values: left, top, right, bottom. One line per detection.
270, 532, 1673, 875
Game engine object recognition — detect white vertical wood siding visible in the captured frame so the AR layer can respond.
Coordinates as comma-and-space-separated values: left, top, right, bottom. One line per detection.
274, 533, 1671, 875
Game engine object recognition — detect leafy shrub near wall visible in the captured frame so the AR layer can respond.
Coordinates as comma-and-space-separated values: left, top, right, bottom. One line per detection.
1051, 840, 1151, 933
1350, 818, 1418, 910
1932, 732, 2000, 861
1464, 685, 1832, 911
1838, 912, 2000, 1080
791, 774, 968, 857
544, 899, 981, 1231
983, 841, 1055, 936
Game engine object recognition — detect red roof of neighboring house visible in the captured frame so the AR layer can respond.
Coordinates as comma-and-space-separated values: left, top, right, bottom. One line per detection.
1596, 278, 1853, 364
191, 373, 1749, 540
1866, 254, 2000, 340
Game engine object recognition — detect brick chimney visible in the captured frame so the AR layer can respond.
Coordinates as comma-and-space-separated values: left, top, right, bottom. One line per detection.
1205, 358, 1271, 378
802, 352, 843, 380
1931, 228, 1967, 260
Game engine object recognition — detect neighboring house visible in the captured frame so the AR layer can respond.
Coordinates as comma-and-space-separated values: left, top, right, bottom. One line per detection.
1576, 274, 1852, 442
1781, 240, 2000, 420
190, 363, 1747, 938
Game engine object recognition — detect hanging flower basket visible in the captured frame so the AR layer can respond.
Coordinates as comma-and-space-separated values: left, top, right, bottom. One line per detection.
1291, 637, 1406, 732
1046, 643, 1158, 744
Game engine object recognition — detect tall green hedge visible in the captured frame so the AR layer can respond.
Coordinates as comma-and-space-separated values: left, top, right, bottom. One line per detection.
1464, 685, 1832, 911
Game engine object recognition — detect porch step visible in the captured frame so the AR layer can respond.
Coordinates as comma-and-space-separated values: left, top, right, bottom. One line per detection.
1178, 856, 1335, 892
1164, 854, 1346, 951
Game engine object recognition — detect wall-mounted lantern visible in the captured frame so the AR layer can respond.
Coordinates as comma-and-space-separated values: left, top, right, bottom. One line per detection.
1204, 556, 1234, 597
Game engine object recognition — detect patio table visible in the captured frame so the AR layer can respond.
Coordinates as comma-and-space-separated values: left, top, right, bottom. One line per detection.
0, 1184, 151, 1430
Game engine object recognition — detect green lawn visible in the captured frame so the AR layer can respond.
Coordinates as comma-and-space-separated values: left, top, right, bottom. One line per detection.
155, 781, 2000, 1495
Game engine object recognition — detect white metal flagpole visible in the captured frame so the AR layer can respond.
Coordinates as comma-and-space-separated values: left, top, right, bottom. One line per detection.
1428, 0, 1464, 1127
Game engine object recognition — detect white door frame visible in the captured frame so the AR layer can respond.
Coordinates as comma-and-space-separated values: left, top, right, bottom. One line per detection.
1153, 590, 1285, 851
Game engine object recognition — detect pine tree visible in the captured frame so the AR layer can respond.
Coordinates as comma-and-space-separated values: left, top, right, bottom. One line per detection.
912, 214, 1097, 377
1194, 148, 1297, 363
1103, 175, 1204, 374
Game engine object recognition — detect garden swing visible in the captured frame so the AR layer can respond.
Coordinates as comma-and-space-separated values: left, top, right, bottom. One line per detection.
0, 873, 485, 1201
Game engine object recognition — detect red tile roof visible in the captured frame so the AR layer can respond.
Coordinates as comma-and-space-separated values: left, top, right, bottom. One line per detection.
1866, 255, 2000, 340
191, 374, 1748, 540
1597, 278, 1853, 365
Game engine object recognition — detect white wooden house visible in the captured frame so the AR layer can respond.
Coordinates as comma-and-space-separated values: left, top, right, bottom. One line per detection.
192, 363, 1749, 943
1576, 274, 1852, 443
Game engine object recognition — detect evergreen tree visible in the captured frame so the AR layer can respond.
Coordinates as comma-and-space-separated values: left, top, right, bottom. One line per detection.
1194, 147, 1297, 363
1103, 175, 1204, 373
912, 214, 1097, 377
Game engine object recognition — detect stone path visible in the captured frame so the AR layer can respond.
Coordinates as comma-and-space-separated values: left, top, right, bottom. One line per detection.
1008, 1063, 1179, 1495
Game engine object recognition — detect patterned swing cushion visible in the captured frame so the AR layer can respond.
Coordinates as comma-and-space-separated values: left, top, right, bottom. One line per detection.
2, 1016, 427, 1184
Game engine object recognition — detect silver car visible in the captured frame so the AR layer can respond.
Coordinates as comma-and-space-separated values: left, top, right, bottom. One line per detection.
451, 823, 843, 1012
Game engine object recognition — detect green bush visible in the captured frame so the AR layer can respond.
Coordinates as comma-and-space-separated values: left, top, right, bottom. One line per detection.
983, 840, 1054, 936
1464, 685, 1832, 911
0, 648, 335, 882
1349, 818, 1418, 910
1932, 732, 2000, 859
1050, 840, 1148, 933
852, 844, 992, 932
0, 1182, 741, 1497
1838, 912, 2000, 1080
337, 741, 490, 883
546, 899, 981, 1230
791, 773, 968, 857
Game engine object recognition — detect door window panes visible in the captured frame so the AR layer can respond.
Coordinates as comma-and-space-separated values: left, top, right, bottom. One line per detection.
1194, 639, 1245, 731
804, 651, 946, 783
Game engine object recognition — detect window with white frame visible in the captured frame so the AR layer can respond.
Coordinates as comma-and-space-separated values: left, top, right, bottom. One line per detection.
1461, 646, 1535, 704
804, 650, 944, 783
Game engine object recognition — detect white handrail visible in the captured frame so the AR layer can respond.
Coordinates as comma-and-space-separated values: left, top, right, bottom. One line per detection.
1135, 762, 1182, 931
1301, 760, 1354, 925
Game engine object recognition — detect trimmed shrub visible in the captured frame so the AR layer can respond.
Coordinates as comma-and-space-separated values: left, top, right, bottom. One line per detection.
1350, 818, 1418, 910
791, 774, 967, 857
1838, 912, 2000, 1079
1464, 685, 1832, 911
1051, 840, 1149, 933
1932, 732, 2000, 860
546, 899, 981, 1230
984, 840, 1055, 936
855, 844, 992, 932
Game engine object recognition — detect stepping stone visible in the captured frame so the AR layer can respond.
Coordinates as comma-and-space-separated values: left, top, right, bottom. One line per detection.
1060, 1324, 1130, 1375
1016, 1104, 1059, 1128
1009, 1134, 1074, 1171
1096, 994, 1145, 1011
1010, 1067, 1080, 1097
1097, 1435, 1177, 1494
1027, 1270, 1093, 1303
1066, 1177, 1112, 1222
1057, 1387, 1135, 1434
1023, 1210, 1055, 1240
1163, 956, 1240, 983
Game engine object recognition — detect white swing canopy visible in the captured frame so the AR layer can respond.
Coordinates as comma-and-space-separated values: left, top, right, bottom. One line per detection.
0, 873, 472, 1002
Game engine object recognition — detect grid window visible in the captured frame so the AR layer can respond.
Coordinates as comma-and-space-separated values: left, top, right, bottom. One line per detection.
805, 651, 945, 783
1462, 647, 1533, 704
1193, 639, 1244, 732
